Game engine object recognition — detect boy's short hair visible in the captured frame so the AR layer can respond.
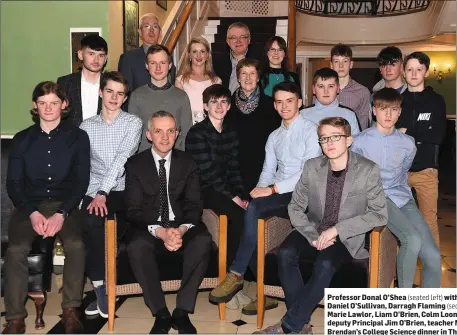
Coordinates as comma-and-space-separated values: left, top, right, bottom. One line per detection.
100, 71, 129, 95
377, 46, 403, 66
272, 81, 301, 100
31, 81, 69, 122
372, 87, 403, 108
202, 84, 231, 104
80, 34, 108, 54
145, 44, 172, 64
404, 51, 430, 71
313, 67, 339, 85
236, 58, 260, 79
147, 110, 177, 130
318, 117, 351, 137
330, 44, 353, 61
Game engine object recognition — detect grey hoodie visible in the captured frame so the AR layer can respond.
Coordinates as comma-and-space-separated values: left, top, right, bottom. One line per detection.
372, 79, 408, 94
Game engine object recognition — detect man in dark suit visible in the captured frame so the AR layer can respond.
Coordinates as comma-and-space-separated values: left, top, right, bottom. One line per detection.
57, 34, 107, 126
213, 22, 261, 93
125, 111, 212, 334
118, 13, 176, 96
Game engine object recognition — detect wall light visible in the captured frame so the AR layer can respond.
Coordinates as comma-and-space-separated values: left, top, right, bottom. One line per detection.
432, 63, 451, 82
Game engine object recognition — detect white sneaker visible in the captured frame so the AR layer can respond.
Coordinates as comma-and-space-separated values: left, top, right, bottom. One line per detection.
226, 294, 240, 310
236, 291, 252, 305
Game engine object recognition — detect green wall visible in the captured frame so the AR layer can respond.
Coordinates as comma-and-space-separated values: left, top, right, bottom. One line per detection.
1, 1, 109, 135
424, 51, 456, 116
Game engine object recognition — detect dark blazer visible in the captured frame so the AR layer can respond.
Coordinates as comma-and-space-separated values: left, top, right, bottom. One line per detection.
213, 46, 261, 89
57, 71, 102, 127
124, 149, 202, 230
288, 151, 388, 259
118, 45, 177, 94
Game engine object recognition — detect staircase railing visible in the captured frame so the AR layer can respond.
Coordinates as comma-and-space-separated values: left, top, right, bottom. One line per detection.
295, 0, 430, 17
288, 0, 296, 72
161, 0, 214, 73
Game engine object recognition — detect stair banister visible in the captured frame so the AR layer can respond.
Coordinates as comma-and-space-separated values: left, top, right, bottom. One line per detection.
288, 0, 297, 72
166, 0, 196, 53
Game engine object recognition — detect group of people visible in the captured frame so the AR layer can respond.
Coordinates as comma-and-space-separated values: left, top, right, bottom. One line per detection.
2, 11, 446, 335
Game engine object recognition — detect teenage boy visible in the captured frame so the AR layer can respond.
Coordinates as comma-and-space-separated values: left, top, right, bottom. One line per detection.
372, 46, 407, 95
352, 87, 441, 288
208, 82, 321, 309
186, 84, 247, 270
129, 44, 192, 152
330, 44, 372, 130
58, 34, 108, 126
396, 52, 447, 249
3, 82, 90, 334
79, 71, 142, 318
302, 68, 360, 135
255, 117, 387, 334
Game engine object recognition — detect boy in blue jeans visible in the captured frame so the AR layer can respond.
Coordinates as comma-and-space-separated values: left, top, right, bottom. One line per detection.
352, 87, 441, 288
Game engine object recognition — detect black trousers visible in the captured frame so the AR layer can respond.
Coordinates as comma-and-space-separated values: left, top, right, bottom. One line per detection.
127, 225, 212, 315
201, 187, 245, 267
4, 200, 85, 320
82, 191, 127, 282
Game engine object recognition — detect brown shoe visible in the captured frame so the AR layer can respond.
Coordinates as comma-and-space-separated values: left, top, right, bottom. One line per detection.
62, 308, 84, 334
2, 318, 25, 334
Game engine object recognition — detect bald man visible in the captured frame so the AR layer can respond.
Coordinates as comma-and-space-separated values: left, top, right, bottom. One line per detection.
118, 13, 176, 95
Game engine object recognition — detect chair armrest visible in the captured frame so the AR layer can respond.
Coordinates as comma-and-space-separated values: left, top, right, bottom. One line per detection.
261, 217, 293, 255
368, 226, 397, 288
202, 209, 227, 246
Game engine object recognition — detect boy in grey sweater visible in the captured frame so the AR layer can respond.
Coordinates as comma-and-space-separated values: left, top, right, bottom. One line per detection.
129, 45, 192, 152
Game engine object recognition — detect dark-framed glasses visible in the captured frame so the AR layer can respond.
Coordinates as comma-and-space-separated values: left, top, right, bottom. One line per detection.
318, 134, 348, 144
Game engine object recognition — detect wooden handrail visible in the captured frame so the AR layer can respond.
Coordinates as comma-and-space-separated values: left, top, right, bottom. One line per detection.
166, 0, 196, 52
287, 0, 296, 72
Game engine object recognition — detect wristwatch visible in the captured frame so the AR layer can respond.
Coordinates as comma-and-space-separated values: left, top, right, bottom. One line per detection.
56, 209, 69, 219
97, 190, 108, 197
268, 184, 277, 194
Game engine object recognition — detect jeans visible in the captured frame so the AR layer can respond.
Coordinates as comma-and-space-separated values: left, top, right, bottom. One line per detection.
386, 198, 441, 288
279, 230, 352, 333
230, 193, 292, 276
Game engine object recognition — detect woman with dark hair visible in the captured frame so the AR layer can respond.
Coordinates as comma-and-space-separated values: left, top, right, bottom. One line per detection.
225, 58, 281, 193
260, 36, 301, 98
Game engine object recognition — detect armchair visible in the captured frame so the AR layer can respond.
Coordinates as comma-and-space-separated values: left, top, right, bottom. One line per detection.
256, 217, 397, 328
104, 209, 228, 331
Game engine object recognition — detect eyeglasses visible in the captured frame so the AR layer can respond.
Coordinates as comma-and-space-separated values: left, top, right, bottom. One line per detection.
268, 48, 285, 53
318, 134, 348, 144
228, 35, 250, 42
141, 24, 160, 31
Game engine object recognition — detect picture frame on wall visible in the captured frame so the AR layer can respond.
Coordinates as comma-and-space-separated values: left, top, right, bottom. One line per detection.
123, 0, 139, 52
157, 0, 167, 11
69, 28, 102, 73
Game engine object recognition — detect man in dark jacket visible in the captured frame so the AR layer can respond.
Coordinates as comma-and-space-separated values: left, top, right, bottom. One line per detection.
396, 51, 447, 249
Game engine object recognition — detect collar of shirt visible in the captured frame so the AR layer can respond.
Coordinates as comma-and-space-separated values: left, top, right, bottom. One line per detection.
143, 43, 152, 54
35, 120, 69, 135
371, 127, 400, 138
342, 78, 354, 90
81, 72, 101, 85
280, 114, 302, 130
93, 110, 124, 125
148, 80, 172, 91
230, 48, 248, 64
314, 98, 339, 111
151, 148, 172, 167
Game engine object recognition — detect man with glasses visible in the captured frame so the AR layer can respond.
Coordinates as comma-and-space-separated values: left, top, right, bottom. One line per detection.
208, 82, 321, 308
255, 116, 387, 334
213, 22, 261, 93
118, 13, 176, 95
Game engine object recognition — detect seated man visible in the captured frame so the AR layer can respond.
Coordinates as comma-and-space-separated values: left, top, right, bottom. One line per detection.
79, 71, 142, 318
3, 81, 90, 334
256, 117, 388, 334
209, 82, 321, 306
128, 44, 192, 152
125, 111, 212, 334
186, 84, 248, 269
302, 67, 360, 136
352, 88, 441, 288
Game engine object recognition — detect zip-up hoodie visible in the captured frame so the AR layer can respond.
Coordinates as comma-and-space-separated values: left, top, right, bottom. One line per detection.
396, 86, 447, 172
